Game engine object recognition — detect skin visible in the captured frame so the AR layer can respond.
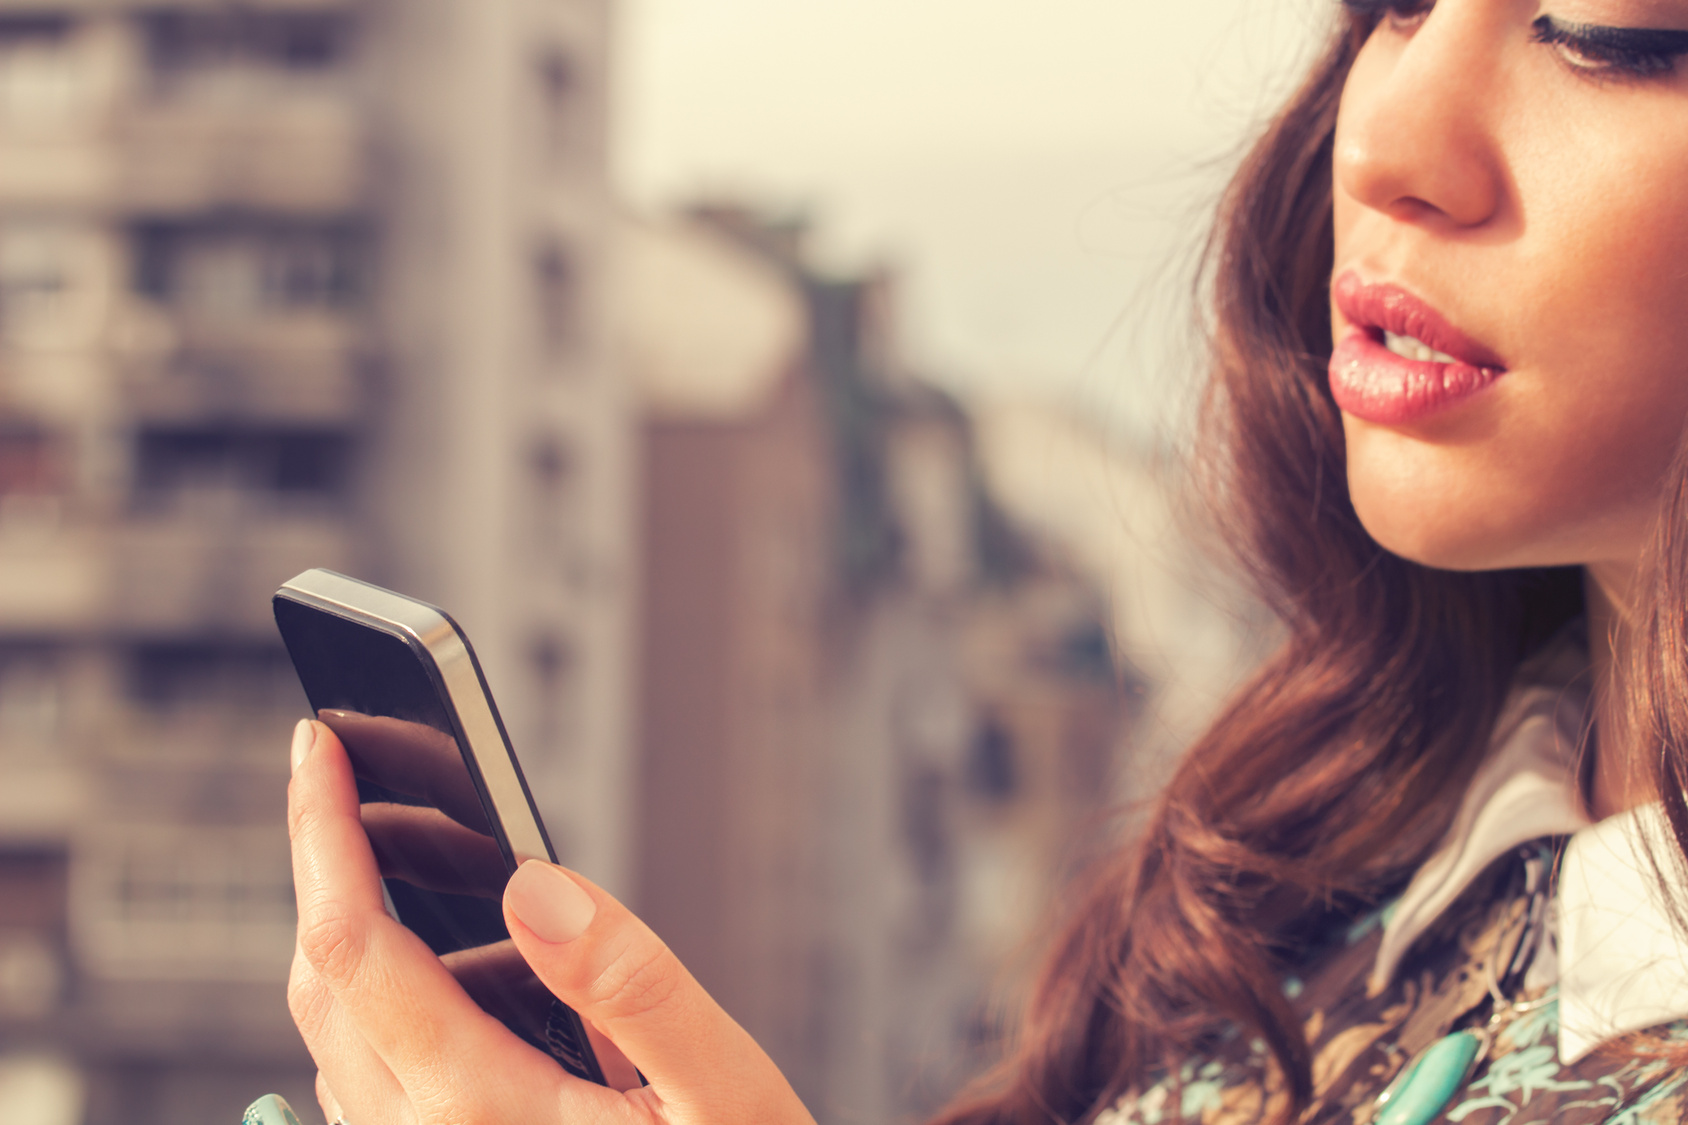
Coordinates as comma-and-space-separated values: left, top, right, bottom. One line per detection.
288, 2, 1688, 1119
286, 719, 815, 1125
1332, 0, 1688, 816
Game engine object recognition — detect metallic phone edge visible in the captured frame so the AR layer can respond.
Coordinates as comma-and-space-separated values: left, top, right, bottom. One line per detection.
274, 568, 554, 866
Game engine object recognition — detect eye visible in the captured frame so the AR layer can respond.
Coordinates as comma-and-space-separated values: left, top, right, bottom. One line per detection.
1531, 16, 1688, 80
1341, 0, 1434, 32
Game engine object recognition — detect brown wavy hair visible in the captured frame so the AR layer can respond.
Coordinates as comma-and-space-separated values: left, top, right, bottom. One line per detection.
930, 10, 1590, 1125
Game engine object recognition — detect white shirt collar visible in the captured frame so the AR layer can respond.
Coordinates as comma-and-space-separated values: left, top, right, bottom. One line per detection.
1556, 804, 1688, 1062
1369, 665, 1688, 1064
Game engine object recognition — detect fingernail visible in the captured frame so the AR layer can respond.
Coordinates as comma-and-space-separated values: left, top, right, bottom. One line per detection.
243, 1094, 302, 1125
290, 720, 317, 775
506, 860, 597, 944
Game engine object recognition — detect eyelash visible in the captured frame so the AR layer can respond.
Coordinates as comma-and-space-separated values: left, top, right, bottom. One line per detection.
1341, 0, 1431, 29
1339, 0, 1688, 81
1530, 17, 1688, 79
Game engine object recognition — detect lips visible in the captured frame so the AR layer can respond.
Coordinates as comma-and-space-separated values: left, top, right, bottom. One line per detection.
1328, 271, 1507, 426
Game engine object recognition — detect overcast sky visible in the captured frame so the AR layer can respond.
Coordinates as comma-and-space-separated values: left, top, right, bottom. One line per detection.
612, 0, 1330, 438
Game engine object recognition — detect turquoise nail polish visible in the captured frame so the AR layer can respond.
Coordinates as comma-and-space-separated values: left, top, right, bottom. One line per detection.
243, 1094, 302, 1125
1374, 1030, 1484, 1125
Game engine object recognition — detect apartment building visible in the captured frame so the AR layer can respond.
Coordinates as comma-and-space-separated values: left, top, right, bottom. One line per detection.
623, 210, 1134, 1123
0, 3, 628, 1123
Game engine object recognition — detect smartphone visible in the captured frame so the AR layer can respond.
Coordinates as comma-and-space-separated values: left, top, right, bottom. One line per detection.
272, 568, 636, 1089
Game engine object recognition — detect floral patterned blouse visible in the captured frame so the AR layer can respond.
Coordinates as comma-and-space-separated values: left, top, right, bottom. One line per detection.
1094, 845, 1688, 1125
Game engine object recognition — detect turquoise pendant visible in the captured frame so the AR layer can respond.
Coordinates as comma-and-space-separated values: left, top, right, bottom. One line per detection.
1372, 1030, 1485, 1125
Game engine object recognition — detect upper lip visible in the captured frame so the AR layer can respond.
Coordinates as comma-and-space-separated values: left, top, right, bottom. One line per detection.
1332, 271, 1508, 370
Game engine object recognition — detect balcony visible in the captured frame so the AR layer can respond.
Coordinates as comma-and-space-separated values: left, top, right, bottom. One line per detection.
0, 135, 111, 208
120, 311, 368, 426
110, 509, 359, 636
0, 507, 357, 636
0, 511, 106, 632
69, 822, 295, 983
0, 98, 367, 214
99, 636, 304, 768
0, 760, 83, 842
116, 96, 366, 214
0, 11, 111, 207
0, 0, 360, 10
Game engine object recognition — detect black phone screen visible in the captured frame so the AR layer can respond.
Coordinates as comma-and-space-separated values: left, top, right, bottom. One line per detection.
273, 595, 607, 1085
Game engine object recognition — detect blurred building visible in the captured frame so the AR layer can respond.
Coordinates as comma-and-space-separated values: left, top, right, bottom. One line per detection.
0, 3, 626, 1124
970, 401, 1271, 811
621, 209, 1138, 1123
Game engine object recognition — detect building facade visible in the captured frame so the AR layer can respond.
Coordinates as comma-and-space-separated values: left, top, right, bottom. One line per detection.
623, 209, 1136, 1124
0, 3, 629, 1123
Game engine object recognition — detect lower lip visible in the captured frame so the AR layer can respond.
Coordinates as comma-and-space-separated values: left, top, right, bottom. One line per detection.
1328, 329, 1504, 425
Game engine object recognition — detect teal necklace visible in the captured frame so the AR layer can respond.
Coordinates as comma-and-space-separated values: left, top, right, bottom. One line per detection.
1366, 844, 1556, 1125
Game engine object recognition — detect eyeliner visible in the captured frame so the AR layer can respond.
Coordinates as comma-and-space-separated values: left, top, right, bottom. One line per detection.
1530, 15, 1688, 54
1339, 0, 1419, 13
1339, 0, 1688, 50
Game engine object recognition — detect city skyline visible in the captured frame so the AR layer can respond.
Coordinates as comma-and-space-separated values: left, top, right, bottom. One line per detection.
0, 5, 1269, 1123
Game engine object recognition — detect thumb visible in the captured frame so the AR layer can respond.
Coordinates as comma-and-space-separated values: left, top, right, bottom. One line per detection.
502, 860, 813, 1123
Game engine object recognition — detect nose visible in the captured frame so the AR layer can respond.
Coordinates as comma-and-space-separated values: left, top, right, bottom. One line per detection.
1333, 6, 1507, 229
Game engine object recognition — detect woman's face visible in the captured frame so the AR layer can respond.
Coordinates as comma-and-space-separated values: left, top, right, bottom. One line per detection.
1330, 0, 1688, 573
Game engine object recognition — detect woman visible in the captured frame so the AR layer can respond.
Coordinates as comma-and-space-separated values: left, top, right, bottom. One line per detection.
279, 0, 1688, 1121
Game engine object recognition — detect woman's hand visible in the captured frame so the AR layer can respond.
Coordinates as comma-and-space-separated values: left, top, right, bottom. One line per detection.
286, 719, 817, 1125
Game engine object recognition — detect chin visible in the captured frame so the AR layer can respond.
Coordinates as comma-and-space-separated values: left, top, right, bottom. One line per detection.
1345, 457, 1539, 574
1350, 503, 1515, 574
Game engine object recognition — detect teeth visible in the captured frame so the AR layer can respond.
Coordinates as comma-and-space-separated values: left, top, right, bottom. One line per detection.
1384, 330, 1457, 365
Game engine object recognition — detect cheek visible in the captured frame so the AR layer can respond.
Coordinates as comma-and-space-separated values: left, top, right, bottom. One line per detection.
1342, 406, 1682, 572
1342, 329, 1688, 571
1336, 89, 1688, 572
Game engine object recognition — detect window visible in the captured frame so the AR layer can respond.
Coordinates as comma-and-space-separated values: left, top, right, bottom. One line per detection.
0, 17, 81, 129
0, 422, 60, 497
530, 434, 574, 487
0, 847, 68, 1021
965, 717, 1018, 802
528, 433, 576, 557
142, 10, 354, 97
132, 425, 352, 503
529, 633, 575, 756
0, 934, 62, 1020
133, 426, 352, 505
1041, 620, 1113, 682
0, 224, 75, 345
72, 826, 295, 980
133, 220, 364, 319
124, 642, 302, 720
0, 646, 62, 750
270, 430, 351, 493
132, 429, 230, 495
533, 240, 577, 356
116, 644, 304, 765
534, 47, 577, 160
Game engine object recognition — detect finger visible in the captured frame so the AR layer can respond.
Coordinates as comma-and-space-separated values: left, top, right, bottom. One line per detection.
362, 803, 507, 898
317, 1073, 344, 1125
289, 721, 485, 1098
288, 944, 407, 1125
289, 719, 389, 921
288, 721, 628, 1123
503, 861, 815, 1123
317, 710, 490, 832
